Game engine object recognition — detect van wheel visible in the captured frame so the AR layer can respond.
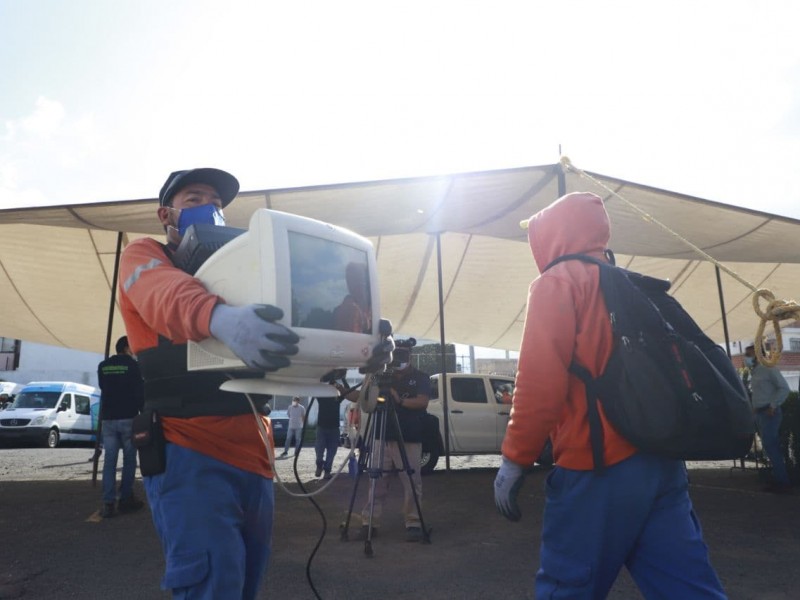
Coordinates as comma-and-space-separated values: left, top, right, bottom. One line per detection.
46, 428, 60, 448
420, 447, 440, 475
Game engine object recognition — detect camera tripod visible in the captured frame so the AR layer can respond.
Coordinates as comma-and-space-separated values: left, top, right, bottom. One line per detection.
340, 378, 431, 556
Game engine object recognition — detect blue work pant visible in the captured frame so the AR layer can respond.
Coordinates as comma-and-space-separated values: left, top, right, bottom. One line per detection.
315, 426, 340, 474
536, 453, 726, 599
102, 418, 137, 504
756, 407, 789, 484
144, 444, 274, 600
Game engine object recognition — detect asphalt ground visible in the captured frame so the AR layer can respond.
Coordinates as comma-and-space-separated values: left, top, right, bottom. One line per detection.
0, 445, 798, 599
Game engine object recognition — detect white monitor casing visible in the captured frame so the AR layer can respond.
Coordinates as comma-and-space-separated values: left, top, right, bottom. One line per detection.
187, 209, 381, 397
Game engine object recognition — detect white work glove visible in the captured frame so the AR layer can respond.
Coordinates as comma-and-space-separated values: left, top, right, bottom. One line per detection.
209, 304, 299, 372
494, 456, 525, 522
359, 318, 395, 374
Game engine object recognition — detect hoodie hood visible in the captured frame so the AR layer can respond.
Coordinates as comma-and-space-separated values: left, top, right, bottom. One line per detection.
527, 192, 610, 272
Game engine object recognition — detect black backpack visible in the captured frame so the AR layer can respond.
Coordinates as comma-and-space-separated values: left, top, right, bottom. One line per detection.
544, 252, 755, 470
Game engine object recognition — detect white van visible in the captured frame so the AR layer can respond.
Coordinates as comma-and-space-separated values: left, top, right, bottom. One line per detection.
0, 381, 100, 448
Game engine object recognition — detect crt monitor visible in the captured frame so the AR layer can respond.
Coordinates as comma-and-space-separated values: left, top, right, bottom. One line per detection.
187, 208, 381, 397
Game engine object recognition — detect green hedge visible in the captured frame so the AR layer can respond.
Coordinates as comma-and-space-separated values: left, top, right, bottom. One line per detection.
780, 392, 800, 480
412, 343, 457, 375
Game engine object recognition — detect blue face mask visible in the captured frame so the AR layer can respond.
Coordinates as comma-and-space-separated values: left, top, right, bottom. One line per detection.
745, 356, 756, 368
176, 204, 225, 237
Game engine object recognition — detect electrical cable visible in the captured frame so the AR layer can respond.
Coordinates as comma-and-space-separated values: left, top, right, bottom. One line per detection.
239, 377, 365, 600
291, 397, 325, 600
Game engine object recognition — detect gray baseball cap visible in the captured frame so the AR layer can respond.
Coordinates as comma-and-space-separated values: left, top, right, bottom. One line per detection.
158, 168, 240, 207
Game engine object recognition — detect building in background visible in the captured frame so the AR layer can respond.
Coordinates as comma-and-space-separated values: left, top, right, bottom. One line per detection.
474, 357, 517, 377
0, 338, 103, 388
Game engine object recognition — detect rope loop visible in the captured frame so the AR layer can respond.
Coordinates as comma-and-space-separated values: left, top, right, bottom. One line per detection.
751, 290, 800, 367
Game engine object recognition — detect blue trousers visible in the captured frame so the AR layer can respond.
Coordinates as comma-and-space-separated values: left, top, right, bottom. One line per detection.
102, 418, 137, 504
537, 453, 726, 599
314, 427, 340, 473
755, 407, 789, 485
144, 444, 274, 600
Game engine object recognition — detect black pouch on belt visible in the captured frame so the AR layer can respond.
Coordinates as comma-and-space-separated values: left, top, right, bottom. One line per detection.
132, 410, 166, 476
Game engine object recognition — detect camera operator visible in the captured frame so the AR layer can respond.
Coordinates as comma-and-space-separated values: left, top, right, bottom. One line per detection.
355, 344, 431, 542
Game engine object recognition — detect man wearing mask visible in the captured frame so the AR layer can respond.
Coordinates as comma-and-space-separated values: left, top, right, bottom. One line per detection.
745, 345, 792, 494
119, 168, 392, 599
119, 168, 301, 598
280, 396, 306, 457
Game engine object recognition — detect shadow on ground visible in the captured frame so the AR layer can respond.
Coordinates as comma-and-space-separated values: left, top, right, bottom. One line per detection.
0, 462, 797, 599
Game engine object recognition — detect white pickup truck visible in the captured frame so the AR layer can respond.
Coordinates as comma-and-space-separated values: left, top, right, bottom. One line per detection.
420, 373, 553, 474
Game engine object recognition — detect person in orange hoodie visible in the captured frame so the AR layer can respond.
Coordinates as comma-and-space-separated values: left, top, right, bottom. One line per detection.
494, 192, 726, 599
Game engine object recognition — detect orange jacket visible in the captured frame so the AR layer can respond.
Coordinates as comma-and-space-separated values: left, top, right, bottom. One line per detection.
119, 237, 274, 478
501, 192, 637, 470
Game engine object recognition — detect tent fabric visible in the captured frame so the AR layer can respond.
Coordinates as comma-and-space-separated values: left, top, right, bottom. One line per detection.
0, 163, 798, 355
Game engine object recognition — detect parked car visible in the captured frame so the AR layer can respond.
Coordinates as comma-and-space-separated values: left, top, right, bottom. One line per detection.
0, 381, 100, 448
269, 409, 289, 444
420, 373, 553, 474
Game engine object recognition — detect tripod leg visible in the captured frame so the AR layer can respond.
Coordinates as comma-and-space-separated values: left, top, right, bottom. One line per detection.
340, 411, 374, 541
361, 402, 389, 556
388, 400, 432, 544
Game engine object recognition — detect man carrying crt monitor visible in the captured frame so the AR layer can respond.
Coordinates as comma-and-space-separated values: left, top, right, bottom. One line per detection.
118, 167, 393, 598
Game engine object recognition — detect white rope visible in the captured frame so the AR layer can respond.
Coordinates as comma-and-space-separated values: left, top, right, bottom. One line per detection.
559, 156, 800, 366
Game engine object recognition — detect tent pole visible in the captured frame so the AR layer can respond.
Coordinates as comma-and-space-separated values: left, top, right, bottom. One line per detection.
103, 232, 124, 358
557, 158, 567, 197
94, 231, 124, 487
435, 233, 452, 471
715, 265, 732, 358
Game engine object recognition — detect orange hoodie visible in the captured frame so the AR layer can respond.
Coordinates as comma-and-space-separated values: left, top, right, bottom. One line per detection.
119, 237, 274, 479
501, 192, 637, 470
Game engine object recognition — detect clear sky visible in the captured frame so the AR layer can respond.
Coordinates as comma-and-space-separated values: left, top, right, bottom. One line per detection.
1, 0, 799, 220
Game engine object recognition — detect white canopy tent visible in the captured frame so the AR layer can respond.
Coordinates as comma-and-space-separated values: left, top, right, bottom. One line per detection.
0, 162, 798, 357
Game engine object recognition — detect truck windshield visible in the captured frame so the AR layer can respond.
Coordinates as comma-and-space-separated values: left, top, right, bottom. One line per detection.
12, 392, 61, 409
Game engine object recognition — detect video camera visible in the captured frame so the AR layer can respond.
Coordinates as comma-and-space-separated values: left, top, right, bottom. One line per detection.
356, 338, 418, 414
388, 337, 416, 372
372, 337, 416, 393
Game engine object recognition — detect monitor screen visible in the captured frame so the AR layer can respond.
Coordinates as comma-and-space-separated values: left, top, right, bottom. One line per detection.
289, 232, 372, 334
186, 208, 381, 397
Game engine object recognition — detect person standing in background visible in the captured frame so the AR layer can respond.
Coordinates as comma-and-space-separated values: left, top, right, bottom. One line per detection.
280, 396, 306, 457
745, 344, 792, 494
98, 335, 145, 518
314, 390, 346, 479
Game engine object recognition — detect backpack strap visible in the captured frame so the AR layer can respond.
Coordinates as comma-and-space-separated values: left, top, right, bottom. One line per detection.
544, 252, 617, 472
543, 253, 603, 272
569, 362, 606, 472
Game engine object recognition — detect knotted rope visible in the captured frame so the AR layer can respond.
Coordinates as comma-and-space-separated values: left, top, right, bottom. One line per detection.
560, 156, 800, 367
